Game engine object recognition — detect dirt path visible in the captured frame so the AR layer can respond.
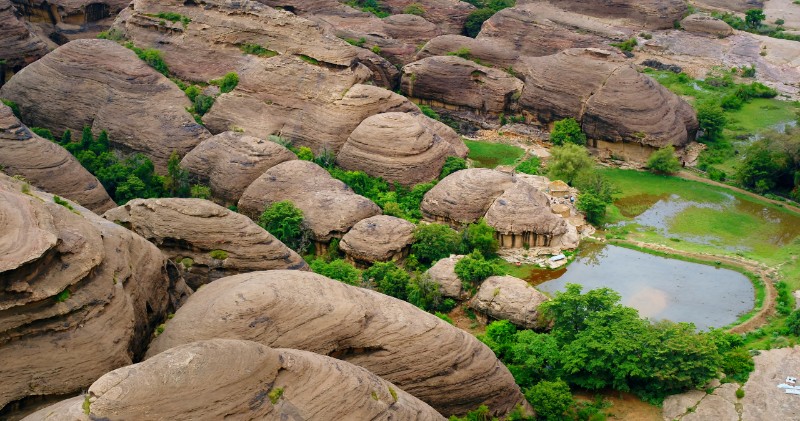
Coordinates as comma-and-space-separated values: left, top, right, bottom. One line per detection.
677, 170, 800, 214
607, 238, 777, 333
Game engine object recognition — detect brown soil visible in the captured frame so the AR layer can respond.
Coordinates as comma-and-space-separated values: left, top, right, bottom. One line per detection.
574, 390, 663, 421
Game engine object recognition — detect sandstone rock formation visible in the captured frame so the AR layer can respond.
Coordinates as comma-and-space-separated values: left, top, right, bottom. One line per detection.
421, 168, 514, 226
425, 254, 465, 299
741, 346, 800, 420
0, 0, 51, 78
340, 215, 416, 266
336, 112, 468, 185
380, 0, 474, 34
518, 48, 698, 159
24, 339, 445, 420
103, 198, 307, 289
680, 14, 734, 37
0, 174, 183, 411
238, 160, 382, 245
401, 56, 524, 116
416, 35, 520, 69
179, 131, 297, 206
692, 0, 763, 14
524, 0, 687, 30
470, 275, 549, 329
0, 103, 115, 213
147, 270, 530, 417
0, 39, 209, 171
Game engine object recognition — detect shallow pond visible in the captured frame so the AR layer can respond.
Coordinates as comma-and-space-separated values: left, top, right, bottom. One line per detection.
532, 243, 755, 330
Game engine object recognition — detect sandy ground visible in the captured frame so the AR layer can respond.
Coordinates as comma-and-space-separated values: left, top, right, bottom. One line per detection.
764, 0, 800, 31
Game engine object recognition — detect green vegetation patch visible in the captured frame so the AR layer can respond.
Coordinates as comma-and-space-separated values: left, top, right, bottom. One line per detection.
55, 289, 71, 303
268, 387, 284, 404
209, 249, 229, 260
240, 43, 278, 58
463, 139, 525, 168
146, 12, 191, 28
124, 42, 169, 76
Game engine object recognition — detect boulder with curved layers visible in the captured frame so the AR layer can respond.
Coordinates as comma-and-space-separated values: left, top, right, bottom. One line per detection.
680, 14, 734, 37
238, 160, 382, 244
146, 270, 530, 417
339, 215, 416, 266
421, 168, 514, 226
425, 254, 466, 299
0, 174, 184, 412
103, 198, 308, 289
23, 339, 444, 421
470, 275, 549, 329
0, 0, 51, 75
0, 103, 115, 213
416, 35, 520, 69
692, 0, 763, 13
401, 56, 524, 116
336, 112, 467, 185
380, 0, 474, 34
179, 131, 297, 206
0, 39, 209, 171
527, 0, 687, 30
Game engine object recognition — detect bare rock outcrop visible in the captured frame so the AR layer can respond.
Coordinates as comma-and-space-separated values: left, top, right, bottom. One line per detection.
238, 160, 381, 244
24, 339, 444, 421
336, 112, 467, 185
416, 35, 520, 69
692, 0, 763, 14
0, 39, 209, 171
680, 14, 734, 37
0, 103, 115, 213
401, 56, 524, 116
179, 131, 297, 206
146, 270, 530, 417
0, 174, 181, 411
103, 198, 307, 289
741, 346, 800, 420
340, 215, 415, 266
421, 168, 514, 226
380, 0, 474, 34
0, 0, 51, 76
528, 0, 687, 30
425, 255, 465, 299
470, 275, 549, 329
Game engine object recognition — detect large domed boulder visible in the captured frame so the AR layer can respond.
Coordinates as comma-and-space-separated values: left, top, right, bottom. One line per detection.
0, 39, 209, 171
238, 160, 382, 246
0, 0, 51, 78
380, 0, 475, 34
179, 131, 297, 206
692, 0, 763, 13
339, 215, 416, 266
336, 112, 467, 185
518, 48, 698, 159
484, 181, 579, 249
470, 275, 549, 329
103, 198, 308, 289
425, 254, 466, 299
147, 270, 530, 417
680, 14, 734, 37
421, 169, 514, 226
24, 339, 445, 421
531, 0, 688, 29
0, 174, 183, 411
0, 103, 115, 213
416, 35, 520, 69
401, 56, 524, 116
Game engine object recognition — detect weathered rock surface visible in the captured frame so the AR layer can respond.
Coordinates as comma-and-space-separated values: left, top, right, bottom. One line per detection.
0, 174, 182, 411
113, 0, 397, 86
24, 339, 445, 421
525, 0, 687, 30
680, 14, 734, 37
337, 112, 467, 185
425, 255, 465, 299
0, 39, 209, 171
693, 0, 763, 14
401, 56, 524, 115
103, 198, 307, 289
470, 275, 549, 329
147, 270, 530, 417
238, 160, 382, 243
340, 215, 415, 266
741, 346, 800, 420
421, 168, 514, 226
179, 131, 297, 206
0, 103, 115, 213
0, 0, 51, 72
380, 0, 474, 34
416, 35, 520, 69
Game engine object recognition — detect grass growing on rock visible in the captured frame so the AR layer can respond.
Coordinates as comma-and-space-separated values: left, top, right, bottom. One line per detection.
463, 139, 525, 168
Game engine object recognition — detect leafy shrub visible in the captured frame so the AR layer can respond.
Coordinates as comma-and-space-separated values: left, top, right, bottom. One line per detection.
406, 272, 442, 311
439, 298, 457, 313
239, 43, 278, 57
190, 184, 211, 199
31, 127, 55, 140
525, 380, 574, 421
2, 98, 21, 118
258, 200, 310, 253
53, 195, 78, 213
736, 388, 745, 399
419, 104, 440, 121
454, 250, 502, 289
462, 218, 498, 257
610, 38, 638, 52
344, 37, 367, 47
55, 289, 71, 302
696, 102, 726, 141
150, 12, 191, 27
346, 0, 389, 18
550, 118, 586, 146
435, 312, 453, 324
440, 156, 467, 179
209, 249, 228, 260
776, 281, 793, 316
124, 43, 169, 76
310, 259, 361, 285
411, 223, 461, 265
295, 146, 314, 161
464, 8, 495, 37
210, 72, 239, 93
548, 143, 594, 185
363, 261, 410, 300
646, 145, 681, 174
515, 156, 540, 175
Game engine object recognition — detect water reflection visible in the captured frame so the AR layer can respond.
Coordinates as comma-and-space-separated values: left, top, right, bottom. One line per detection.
532, 244, 754, 330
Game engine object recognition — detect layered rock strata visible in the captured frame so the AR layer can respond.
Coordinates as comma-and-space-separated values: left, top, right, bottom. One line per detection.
339, 215, 416, 266
470, 275, 549, 329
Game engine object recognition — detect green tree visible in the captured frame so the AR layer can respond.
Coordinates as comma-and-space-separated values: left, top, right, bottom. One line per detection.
515, 156, 540, 175
463, 218, 499, 257
165, 151, 189, 196
547, 144, 594, 185
524, 380, 574, 421
574, 170, 616, 204
258, 201, 309, 253
440, 156, 467, 179
696, 102, 726, 141
540, 284, 620, 342
576, 192, 608, 225
508, 330, 561, 387
464, 8, 495, 37
550, 118, 587, 146
745, 8, 765, 29
646, 145, 681, 174
478, 320, 517, 359
737, 147, 785, 193
363, 261, 410, 300
406, 272, 442, 311
310, 259, 361, 285
411, 223, 461, 265
454, 250, 502, 289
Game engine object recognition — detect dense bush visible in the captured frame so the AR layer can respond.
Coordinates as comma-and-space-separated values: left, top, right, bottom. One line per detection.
327, 168, 434, 222
547, 144, 594, 185
440, 156, 467, 179
1, 98, 20, 118
211, 72, 239, 93
696, 102, 726, 141
406, 272, 443, 311
310, 259, 361, 285
462, 218, 499, 257
411, 223, 462, 265
363, 261, 410, 300
257, 200, 310, 253
525, 380, 574, 421
124, 43, 169, 76
515, 156, 540, 175
646, 145, 681, 174
346, 0, 389, 17
463, 0, 515, 37
454, 250, 503, 289
550, 118, 586, 146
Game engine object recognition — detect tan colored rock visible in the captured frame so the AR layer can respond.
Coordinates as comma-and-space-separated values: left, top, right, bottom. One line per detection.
680, 14, 734, 37
0, 39, 209, 171
470, 275, 548, 329
238, 160, 382, 243
401, 56, 524, 115
425, 255, 466, 299
421, 168, 514, 226
0, 0, 51, 72
337, 112, 467, 185
380, 0, 475, 34
534, 0, 687, 30
0, 174, 182, 411
147, 270, 530, 417
692, 0, 763, 14
741, 346, 800, 420
662, 389, 706, 420
180, 131, 297, 206
0, 103, 115, 213
103, 198, 307, 289
340, 215, 415, 266
24, 339, 444, 421
681, 394, 738, 421
416, 35, 521, 69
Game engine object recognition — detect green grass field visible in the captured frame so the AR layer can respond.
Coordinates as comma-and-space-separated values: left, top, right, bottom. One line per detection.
463, 139, 525, 168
